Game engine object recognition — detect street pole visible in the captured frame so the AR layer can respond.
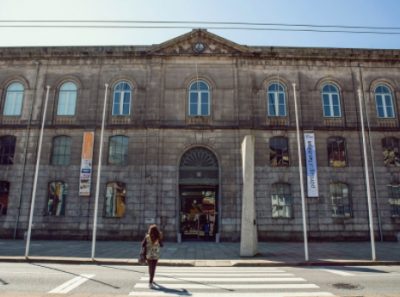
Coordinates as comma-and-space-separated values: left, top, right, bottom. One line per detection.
25, 85, 50, 258
91, 83, 108, 260
292, 83, 309, 261
357, 89, 376, 261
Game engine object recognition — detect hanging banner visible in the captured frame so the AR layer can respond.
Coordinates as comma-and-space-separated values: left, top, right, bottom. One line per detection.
304, 132, 319, 197
79, 131, 94, 196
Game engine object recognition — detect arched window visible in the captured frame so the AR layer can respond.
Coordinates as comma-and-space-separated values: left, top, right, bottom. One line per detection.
271, 183, 292, 218
321, 84, 341, 117
51, 136, 71, 166
46, 181, 67, 216
388, 184, 400, 217
0, 181, 10, 216
57, 82, 77, 115
375, 85, 395, 118
112, 81, 132, 116
188, 80, 210, 116
0, 135, 16, 165
3, 82, 24, 116
108, 135, 128, 165
382, 137, 400, 167
330, 182, 352, 217
267, 82, 286, 116
327, 136, 347, 167
104, 181, 126, 218
270, 136, 289, 167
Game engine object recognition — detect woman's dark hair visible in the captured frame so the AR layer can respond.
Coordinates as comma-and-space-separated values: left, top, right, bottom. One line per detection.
148, 224, 162, 243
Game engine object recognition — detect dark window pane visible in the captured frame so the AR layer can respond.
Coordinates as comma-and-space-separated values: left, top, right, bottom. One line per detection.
108, 136, 128, 165
46, 181, 67, 216
270, 137, 289, 167
0, 181, 9, 215
0, 136, 16, 165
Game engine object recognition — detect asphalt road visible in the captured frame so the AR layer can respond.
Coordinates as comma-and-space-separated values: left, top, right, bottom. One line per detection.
0, 263, 399, 297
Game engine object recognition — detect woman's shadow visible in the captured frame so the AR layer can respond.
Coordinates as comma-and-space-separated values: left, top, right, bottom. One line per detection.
151, 282, 191, 296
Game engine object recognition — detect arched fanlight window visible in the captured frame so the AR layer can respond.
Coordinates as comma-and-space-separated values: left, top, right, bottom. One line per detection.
46, 181, 67, 216
267, 82, 286, 116
112, 81, 132, 116
3, 82, 24, 116
327, 136, 347, 167
57, 82, 77, 115
375, 85, 395, 118
188, 80, 210, 116
321, 84, 341, 117
104, 181, 126, 218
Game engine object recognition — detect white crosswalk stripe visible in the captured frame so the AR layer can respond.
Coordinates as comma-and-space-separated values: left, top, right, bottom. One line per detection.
129, 267, 334, 297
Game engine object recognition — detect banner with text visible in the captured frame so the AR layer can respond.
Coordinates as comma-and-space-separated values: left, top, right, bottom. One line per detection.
79, 131, 94, 196
304, 132, 319, 197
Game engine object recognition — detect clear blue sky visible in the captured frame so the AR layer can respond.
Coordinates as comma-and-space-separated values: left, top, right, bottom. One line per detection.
1, 0, 400, 49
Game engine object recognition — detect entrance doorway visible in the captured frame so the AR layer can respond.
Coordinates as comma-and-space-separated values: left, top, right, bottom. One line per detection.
180, 185, 218, 240
179, 147, 219, 241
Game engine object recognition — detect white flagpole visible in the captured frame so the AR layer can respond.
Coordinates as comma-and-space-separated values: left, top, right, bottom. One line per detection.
357, 89, 376, 261
91, 83, 109, 260
25, 85, 50, 258
292, 83, 309, 261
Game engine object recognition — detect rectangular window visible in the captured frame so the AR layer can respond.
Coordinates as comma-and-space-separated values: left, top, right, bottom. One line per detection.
388, 185, 400, 217
0, 181, 9, 216
330, 183, 352, 217
271, 183, 292, 218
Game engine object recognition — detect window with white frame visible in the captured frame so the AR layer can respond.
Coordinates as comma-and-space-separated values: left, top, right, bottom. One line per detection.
267, 82, 286, 116
112, 81, 132, 116
382, 137, 400, 167
375, 85, 395, 118
321, 84, 341, 117
271, 183, 292, 218
388, 184, 400, 217
3, 82, 24, 116
188, 80, 210, 116
57, 82, 77, 115
51, 136, 71, 166
330, 182, 352, 217
108, 135, 128, 165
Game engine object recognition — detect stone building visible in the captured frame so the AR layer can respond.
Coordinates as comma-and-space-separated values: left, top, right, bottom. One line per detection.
0, 29, 399, 241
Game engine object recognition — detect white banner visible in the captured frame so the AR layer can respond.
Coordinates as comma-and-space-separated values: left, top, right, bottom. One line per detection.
304, 132, 319, 197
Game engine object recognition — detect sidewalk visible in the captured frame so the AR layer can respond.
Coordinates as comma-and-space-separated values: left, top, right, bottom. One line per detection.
0, 239, 399, 266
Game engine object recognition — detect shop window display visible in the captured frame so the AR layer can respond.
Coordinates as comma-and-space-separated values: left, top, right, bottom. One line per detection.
104, 181, 126, 218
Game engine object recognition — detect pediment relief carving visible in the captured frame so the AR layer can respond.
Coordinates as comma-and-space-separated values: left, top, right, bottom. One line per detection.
149, 29, 252, 56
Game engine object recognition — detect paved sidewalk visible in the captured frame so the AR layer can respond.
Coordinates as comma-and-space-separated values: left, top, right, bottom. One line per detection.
0, 239, 399, 266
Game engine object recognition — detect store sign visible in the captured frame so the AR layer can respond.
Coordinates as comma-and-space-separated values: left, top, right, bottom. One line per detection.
79, 132, 94, 196
304, 132, 319, 197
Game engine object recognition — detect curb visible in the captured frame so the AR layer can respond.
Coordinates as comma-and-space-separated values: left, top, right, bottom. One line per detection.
1, 256, 400, 267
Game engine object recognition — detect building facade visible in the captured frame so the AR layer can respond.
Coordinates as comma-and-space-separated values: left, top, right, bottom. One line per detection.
0, 29, 399, 241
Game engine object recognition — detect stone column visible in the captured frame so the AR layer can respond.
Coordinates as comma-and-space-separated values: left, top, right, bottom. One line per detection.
240, 135, 258, 256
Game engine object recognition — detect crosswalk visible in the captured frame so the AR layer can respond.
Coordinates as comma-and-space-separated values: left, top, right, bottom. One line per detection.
129, 267, 335, 297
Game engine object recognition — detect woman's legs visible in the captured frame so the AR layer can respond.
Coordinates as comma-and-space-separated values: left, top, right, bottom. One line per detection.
147, 259, 158, 284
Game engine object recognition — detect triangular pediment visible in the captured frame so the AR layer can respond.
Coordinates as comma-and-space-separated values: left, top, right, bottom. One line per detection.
149, 29, 252, 56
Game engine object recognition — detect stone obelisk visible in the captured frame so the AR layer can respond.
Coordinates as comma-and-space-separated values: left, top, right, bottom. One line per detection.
240, 135, 258, 256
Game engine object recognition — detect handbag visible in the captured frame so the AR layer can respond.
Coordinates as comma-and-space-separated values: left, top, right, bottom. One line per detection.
138, 245, 146, 265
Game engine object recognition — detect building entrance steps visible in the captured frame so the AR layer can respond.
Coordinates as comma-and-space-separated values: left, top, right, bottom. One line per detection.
0, 240, 399, 266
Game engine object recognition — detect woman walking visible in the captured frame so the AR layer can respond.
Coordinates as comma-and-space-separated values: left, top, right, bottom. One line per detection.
141, 224, 163, 287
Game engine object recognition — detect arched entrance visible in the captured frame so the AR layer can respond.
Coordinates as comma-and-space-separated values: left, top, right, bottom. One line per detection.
179, 147, 219, 241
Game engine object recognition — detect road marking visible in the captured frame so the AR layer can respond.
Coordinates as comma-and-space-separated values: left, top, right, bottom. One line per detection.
135, 283, 319, 289
48, 274, 94, 294
129, 292, 334, 297
141, 276, 306, 282
321, 269, 354, 276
